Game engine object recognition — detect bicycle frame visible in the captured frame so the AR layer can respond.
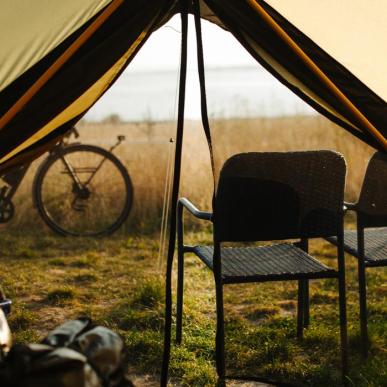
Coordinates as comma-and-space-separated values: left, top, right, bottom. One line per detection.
83, 134, 125, 186
53, 133, 125, 190
0, 129, 76, 207
0, 128, 126, 224
0, 127, 77, 218
0, 163, 31, 206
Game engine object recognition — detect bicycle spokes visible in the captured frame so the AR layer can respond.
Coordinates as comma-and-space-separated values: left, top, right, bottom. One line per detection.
36, 146, 132, 236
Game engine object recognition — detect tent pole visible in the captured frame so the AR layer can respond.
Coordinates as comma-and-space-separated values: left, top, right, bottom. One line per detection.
160, 0, 189, 385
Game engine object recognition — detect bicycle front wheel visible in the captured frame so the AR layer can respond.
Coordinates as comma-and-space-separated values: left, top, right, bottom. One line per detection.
33, 144, 133, 237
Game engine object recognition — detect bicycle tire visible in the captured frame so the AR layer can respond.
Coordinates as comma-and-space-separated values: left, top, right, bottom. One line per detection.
33, 144, 133, 237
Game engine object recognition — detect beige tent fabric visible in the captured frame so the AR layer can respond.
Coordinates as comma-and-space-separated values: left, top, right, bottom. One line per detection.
198, 1, 226, 29
266, 0, 387, 102
0, 0, 113, 93
0, 31, 147, 165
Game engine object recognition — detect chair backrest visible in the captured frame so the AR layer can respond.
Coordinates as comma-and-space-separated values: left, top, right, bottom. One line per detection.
214, 151, 346, 242
357, 152, 387, 227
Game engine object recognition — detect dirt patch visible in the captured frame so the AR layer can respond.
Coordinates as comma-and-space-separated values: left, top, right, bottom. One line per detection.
129, 374, 159, 387
228, 380, 274, 386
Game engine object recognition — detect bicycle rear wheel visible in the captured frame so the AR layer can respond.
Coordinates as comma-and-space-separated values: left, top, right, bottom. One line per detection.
33, 144, 133, 237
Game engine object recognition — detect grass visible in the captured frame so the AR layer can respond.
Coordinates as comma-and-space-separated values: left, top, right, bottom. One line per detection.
0, 230, 385, 386
0, 116, 383, 385
46, 287, 76, 305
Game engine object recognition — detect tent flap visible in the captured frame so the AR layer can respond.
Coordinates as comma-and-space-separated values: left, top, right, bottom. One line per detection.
201, 0, 387, 150
0, 0, 176, 169
0, 0, 386, 171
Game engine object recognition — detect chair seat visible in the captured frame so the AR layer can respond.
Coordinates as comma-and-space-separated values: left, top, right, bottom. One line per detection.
192, 243, 337, 284
327, 228, 387, 267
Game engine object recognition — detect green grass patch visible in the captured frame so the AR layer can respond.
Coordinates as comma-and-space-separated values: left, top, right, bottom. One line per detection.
132, 278, 165, 309
72, 273, 97, 283
46, 286, 76, 305
246, 306, 281, 320
8, 306, 37, 330
48, 258, 66, 266
0, 231, 385, 386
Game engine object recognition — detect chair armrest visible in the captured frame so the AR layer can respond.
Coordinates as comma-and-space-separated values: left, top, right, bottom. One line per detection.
343, 201, 358, 212
178, 198, 212, 221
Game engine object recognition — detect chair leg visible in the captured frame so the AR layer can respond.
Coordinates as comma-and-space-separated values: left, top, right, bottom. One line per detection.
297, 280, 304, 339
215, 280, 226, 381
302, 280, 310, 328
299, 239, 310, 329
338, 268, 349, 381
358, 260, 368, 358
176, 249, 184, 344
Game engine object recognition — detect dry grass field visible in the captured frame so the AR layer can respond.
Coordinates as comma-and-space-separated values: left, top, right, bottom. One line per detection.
6, 114, 374, 234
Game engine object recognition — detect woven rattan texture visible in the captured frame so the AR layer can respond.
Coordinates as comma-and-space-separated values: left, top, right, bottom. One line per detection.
327, 228, 387, 266
192, 243, 337, 283
357, 152, 387, 224
215, 151, 346, 241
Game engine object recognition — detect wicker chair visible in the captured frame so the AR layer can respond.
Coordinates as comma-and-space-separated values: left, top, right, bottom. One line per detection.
176, 151, 348, 383
327, 151, 387, 358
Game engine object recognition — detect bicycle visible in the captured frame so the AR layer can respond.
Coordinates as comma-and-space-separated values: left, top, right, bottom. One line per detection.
0, 127, 133, 237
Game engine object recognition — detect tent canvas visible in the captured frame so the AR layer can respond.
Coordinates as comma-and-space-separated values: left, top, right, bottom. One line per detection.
0, 0, 386, 385
0, 0, 386, 170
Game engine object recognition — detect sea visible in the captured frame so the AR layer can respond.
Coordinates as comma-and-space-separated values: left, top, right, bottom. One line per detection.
85, 66, 315, 122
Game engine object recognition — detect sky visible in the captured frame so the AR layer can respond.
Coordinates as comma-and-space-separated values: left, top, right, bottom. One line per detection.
86, 15, 315, 121
129, 15, 258, 72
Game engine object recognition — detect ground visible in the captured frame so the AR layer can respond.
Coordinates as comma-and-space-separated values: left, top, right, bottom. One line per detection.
0, 230, 385, 386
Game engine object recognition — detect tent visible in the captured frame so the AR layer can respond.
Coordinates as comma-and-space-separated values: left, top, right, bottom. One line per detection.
1, 0, 386, 385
